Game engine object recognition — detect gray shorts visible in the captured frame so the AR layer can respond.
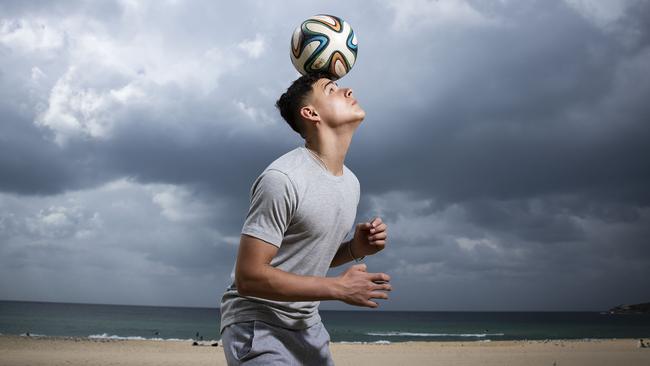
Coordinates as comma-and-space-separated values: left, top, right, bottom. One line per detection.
221, 320, 335, 365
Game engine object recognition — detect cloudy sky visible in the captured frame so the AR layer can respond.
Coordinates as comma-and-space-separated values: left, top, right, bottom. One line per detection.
1, 0, 649, 312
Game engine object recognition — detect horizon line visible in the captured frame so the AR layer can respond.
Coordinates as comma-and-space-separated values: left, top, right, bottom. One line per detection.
0, 299, 613, 312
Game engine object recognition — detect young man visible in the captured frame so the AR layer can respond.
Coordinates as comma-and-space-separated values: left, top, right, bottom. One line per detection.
220, 72, 391, 365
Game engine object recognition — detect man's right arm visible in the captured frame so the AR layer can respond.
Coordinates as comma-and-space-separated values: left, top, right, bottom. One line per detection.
235, 234, 392, 308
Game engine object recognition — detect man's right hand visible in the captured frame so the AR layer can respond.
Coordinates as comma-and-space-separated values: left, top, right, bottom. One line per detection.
335, 263, 392, 308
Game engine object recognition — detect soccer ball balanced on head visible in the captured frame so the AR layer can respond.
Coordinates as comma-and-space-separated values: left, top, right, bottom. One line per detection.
290, 14, 358, 80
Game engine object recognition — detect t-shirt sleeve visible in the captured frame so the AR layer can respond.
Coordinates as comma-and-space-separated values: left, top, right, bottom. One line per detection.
240, 169, 298, 248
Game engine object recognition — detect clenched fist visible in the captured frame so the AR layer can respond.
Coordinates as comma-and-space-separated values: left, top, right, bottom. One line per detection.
351, 217, 388, 258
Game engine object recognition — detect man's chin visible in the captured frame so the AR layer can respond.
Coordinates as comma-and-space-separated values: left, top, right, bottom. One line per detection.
357, 109, 366, 121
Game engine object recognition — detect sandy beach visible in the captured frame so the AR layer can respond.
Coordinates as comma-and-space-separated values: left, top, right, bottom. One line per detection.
1, 335, 649, 365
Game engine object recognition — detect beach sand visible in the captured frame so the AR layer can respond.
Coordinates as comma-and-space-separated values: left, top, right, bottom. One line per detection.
1, 335, 649, 365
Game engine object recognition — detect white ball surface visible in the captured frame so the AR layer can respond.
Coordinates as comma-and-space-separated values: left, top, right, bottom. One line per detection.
290, 14, 358, 80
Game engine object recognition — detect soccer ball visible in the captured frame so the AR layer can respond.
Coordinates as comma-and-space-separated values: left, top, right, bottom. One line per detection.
290, 14, 358, 80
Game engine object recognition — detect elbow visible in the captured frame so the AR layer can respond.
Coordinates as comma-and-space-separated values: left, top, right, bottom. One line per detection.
235, 274, 251, 296
235, 263, 271, 297
235, 269, 260, 297
236, 270, 272, 298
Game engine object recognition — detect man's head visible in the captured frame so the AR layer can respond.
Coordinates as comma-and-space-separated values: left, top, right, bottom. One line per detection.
275, 73, 365, 139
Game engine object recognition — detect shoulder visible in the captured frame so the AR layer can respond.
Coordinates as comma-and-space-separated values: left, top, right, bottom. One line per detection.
342, 164, 360, 189
266, 147, 308, 178
344, 165, 361, 203
250, 148, 306, 196
260, 147, 312, 191
252, 169, 296, 196
346, 166, 360, 186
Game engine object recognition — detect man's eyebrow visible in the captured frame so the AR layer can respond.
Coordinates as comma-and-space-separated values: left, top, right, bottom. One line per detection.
322, 80, 336, 91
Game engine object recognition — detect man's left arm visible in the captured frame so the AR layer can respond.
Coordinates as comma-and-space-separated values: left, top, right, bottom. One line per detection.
330, 217, 388, 268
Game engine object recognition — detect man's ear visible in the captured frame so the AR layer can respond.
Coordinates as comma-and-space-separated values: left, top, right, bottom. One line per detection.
299, 105, 320, 122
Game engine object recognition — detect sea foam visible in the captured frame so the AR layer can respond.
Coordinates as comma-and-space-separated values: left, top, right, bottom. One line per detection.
87, 333, 215, 342
337, 340, 391, 345
366, 332, 505, 337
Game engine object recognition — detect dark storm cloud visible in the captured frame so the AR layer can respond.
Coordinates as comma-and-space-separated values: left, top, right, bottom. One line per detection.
1, 0, 649, 309
350, 0, 650, 204
0, 110, 73, 194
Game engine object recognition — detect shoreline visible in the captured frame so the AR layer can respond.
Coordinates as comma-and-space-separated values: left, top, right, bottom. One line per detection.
3, 333, 648, 344
2, 335, 649, 366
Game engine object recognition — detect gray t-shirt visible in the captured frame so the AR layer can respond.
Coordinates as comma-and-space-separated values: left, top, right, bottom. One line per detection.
219, 145, 360, 333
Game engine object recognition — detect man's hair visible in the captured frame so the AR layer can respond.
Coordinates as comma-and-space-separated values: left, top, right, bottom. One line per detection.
275, 72, 331, 139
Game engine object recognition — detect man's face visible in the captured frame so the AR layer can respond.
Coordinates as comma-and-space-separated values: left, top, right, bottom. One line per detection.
308, 77, 365, 129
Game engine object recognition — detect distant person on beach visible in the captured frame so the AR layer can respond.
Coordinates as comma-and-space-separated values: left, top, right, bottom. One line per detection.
219, 72, 391, 365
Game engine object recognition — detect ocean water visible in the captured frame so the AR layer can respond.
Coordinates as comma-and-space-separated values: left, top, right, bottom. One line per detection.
1, 300, 649, 343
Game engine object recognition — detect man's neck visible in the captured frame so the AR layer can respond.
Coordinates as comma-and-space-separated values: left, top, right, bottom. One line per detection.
304, 130, 353, 177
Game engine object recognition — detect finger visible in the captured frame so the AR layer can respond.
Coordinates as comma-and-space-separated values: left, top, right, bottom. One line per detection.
369, 222, 387, 234
365, 300, 378, 308
370, 219, 388, 233
371, 240, 386, 247
370, 273, 391, 282
369, 232, 387, 241
370, 217, 383, 228
370, 291, 389, 300
353, 263, 367, 272
374, 283, 392, 291
358, 222, 373, 232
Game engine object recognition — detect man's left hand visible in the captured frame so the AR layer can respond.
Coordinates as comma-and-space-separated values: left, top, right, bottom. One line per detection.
351, 217, 388, 257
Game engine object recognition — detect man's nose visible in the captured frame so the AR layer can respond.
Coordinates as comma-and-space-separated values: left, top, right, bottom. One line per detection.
344, 88, 353, 98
